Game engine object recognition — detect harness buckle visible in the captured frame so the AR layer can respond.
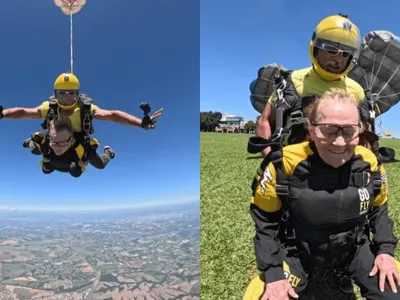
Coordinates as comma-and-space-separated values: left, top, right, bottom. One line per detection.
285, 226, 296, 240
41, 109, 55, 130
289, 110, 303, 123
329, 231, 349, 247
275, 184, 289, 196
373, 179, 383, 190
283, 245, 298, 254
329, 224, 364, 250
82, 114, 91, 134
353, 171, 369, 187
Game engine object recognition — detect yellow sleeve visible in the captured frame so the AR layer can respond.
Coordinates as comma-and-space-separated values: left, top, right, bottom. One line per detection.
251, 162, 282, 212
90, 104, 99, 112
346, 79, 365, 104
354, 84, 366, 104
267, 90, 277, 106
373, 164, 389, 207
90, 137, 100, 147
39, 101, 50, 118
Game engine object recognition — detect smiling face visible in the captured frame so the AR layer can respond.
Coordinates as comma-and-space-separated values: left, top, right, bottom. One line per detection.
308, 90, 362, 168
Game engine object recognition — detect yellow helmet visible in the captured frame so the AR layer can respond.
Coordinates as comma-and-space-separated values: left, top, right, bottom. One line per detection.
53, 72, 80, 90
309, 14, 361, 81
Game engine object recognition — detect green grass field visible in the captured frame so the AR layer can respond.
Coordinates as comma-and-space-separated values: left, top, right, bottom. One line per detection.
200, 132, 400, 300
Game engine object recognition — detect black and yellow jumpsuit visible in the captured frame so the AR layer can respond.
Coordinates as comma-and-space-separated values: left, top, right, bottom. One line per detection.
250, 141, 399, 299
30, 132, 111, 178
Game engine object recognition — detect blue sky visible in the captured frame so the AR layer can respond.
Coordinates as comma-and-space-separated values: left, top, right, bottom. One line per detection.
0, 0, 199, 210
201, 0, 400, 137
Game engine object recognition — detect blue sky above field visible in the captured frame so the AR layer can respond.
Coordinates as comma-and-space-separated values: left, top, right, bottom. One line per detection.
0, 0, 199, 210
200, 0, 400, 137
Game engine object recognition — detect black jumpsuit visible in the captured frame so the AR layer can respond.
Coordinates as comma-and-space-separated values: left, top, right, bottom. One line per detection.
250, 141, 399, 299
28, 134, 112, 177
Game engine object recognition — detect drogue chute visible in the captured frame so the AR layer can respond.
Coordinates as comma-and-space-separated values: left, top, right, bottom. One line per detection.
54, 0, 86, 15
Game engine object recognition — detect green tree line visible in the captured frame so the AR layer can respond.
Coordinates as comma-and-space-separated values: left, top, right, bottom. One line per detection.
200, 111, 260, 132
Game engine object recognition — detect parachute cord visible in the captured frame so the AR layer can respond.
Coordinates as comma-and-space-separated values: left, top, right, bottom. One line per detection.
378, 63, 400, 96
370, 42, 391, 89
369, 53, 376, 90
360, 69, 370, 91
70, 11, 73, 74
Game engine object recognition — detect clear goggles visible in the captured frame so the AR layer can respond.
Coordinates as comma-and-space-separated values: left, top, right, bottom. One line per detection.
54, 90, 79, 106
314, 38, 358, 59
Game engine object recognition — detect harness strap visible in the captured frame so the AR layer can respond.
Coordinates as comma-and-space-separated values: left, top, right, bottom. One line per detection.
272, 158, 381, 259
79, 96, 95, 160
80, 98, 94, 135
40, 96, 95, 159
271, 71, 292, 141
40, 135, 52, 159
41, 99, 59, 130
247, 93, 317, 154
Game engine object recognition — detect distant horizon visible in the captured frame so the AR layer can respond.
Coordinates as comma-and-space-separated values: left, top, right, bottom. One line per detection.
0, 196, 199, 212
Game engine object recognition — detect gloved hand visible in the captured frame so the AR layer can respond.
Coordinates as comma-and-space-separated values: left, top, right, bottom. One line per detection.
141, 114, 154, 129
139, 101, 164, 130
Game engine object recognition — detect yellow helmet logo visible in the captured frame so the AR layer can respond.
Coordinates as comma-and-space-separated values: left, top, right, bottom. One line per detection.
54, 72, 80, 90
309, 14, 361, 81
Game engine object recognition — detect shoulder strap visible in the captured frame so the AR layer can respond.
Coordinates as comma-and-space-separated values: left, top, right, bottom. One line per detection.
272, 70, 293, 140
41, 97, 59, 130
283, 94, 318, 145
79, 94, 94, 135
371, 166, 384, 197
78, 95, 95, 154
271, 70, 316, 146
269, 150, 298, 244
271, 152, 290, 208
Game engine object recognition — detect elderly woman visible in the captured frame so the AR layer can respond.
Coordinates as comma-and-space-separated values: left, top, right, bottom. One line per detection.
247, 88, 400, 300
27, 115, 115, 178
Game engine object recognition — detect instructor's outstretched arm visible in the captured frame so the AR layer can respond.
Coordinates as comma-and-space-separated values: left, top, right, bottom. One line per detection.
92, 107, 164, 129
2, 106, 42, 119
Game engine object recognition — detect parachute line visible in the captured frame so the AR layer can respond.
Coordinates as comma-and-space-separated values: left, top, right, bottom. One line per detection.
348, 31, 400, 117
54, 0, 87, 73
369, 53, 376, 89
70, 11, 73, 74
370, 43, 391, 89
365, 40, 400, 108
378, 63, 400, 96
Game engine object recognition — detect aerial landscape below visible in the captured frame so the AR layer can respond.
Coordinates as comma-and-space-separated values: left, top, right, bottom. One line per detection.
0, 201, 200, 300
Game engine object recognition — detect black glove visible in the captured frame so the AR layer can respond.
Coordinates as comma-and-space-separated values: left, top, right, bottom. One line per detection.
139, 102, 154, 129
141, 115, 154, 129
